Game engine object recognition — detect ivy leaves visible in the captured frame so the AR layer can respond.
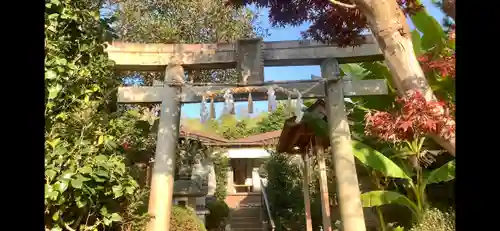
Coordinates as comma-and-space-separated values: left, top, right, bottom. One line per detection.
44, 0, 144, 230
45, 132, 138, 229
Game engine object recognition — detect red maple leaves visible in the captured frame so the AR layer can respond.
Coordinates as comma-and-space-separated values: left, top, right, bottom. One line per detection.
365, 91, 455, 143
418, 24, 456, 79
418, 52, 456, 79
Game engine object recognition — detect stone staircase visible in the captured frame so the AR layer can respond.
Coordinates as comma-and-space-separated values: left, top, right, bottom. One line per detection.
225, 193, 263, 231
229, 207, 262, 231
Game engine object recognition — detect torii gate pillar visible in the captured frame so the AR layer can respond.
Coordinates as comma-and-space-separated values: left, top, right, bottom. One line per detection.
146, 65, 183, 231
322, 59, 367, 231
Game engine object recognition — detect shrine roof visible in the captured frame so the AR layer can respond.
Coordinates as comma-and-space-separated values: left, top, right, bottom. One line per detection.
179, 126, 229, 143
277, 99, 330, 153
232, 130, 282, 144
179, 126, 282, 147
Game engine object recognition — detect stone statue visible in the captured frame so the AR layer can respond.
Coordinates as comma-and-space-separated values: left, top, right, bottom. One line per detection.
191, 157, 207, 191
173, 164, 207, 209
189, 156, 217, 196
204, 159, 217, 196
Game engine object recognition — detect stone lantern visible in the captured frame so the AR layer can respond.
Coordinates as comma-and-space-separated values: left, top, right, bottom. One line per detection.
173, 164, 210, 224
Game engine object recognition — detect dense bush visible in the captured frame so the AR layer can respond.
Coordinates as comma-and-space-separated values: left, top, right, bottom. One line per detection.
213, 153, 229, 201
171, 206, 207, 231
265, 152, 306, 231
206, 200, 230, 231
44, 0, 151, 230
264, 151, 345, 231
409, 208, 455, 231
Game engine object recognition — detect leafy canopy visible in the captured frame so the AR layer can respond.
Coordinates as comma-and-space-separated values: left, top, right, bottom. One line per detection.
45, 0, 149, 230
114, 0, 267, 84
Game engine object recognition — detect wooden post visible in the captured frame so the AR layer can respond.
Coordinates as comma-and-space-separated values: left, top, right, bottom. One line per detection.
322, 59, 366, 231
315, 139, 332, 231
302, 151, 313, 231
146, 65, 182, 231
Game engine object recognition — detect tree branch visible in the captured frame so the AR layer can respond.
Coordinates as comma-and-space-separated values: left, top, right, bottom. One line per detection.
428, 133, 455, 156
63, 223, 77, 231
330, 0, 357, 8
59, 218, 77, 231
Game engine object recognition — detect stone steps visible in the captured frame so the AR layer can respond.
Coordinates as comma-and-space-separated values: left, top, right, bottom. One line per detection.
230, 207, 262, 231
226, 193, 264, 231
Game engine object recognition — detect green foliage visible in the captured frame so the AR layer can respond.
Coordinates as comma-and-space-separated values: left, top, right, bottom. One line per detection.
181, 102, 290, 140
45, 0, 117, 123
264, 142, 455, 231
213, 152, 229, 201
419, 34, 455, 103
410, 9, 446, 53
264, 150, 342, 231
392, 226, 405, 231
120, 188, 153, 231
256, 4, 455, 230
253, 103, 288, 134
301, 112, 329, 138
217, 115, 255, 139
352, 141, 411, 180
115, 0, 261, 44
114, 0, 266, 84
206, 200, 230, 230
175, 139, 229, 201
265, 152, 305, 231
423, 160, 455, 186
361, 191, 420, 219
409, 208, 455, 231
294, 109, 455, 226
411, 30, 423, 57
339, 1, 456, 146
171, 206, 207, 231
176, 139, 208, 174
354, 142, 455, 223
44, 0, 151, 230
335, 10, 456, 223
45, 146, 137, 230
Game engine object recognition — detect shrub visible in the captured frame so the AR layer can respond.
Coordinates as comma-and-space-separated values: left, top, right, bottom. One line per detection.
206, 200, 230, 230
171, 205, 207, 231
265, 152, 305, 231
213, 153, 229, 201
44, 0, 152, 230
409, 207, 455, 231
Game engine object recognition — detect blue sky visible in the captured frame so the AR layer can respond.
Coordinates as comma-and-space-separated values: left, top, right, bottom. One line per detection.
181, 0, 446, 119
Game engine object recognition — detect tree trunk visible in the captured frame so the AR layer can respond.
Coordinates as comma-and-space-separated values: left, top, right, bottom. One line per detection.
442, 0, 455, 20
351, 0, 456, 156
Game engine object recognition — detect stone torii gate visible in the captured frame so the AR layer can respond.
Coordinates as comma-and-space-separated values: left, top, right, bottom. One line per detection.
107, 36, 387, 231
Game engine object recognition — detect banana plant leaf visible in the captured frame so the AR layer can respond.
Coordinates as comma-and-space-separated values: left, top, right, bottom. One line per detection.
410, 0, 446, 53
411, 30, 423, 56
341, 62, 396, 112
352, 140, 410, 180
360, 190, 419, 218
340, 63, 368, 80
423, 159, 455, 186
